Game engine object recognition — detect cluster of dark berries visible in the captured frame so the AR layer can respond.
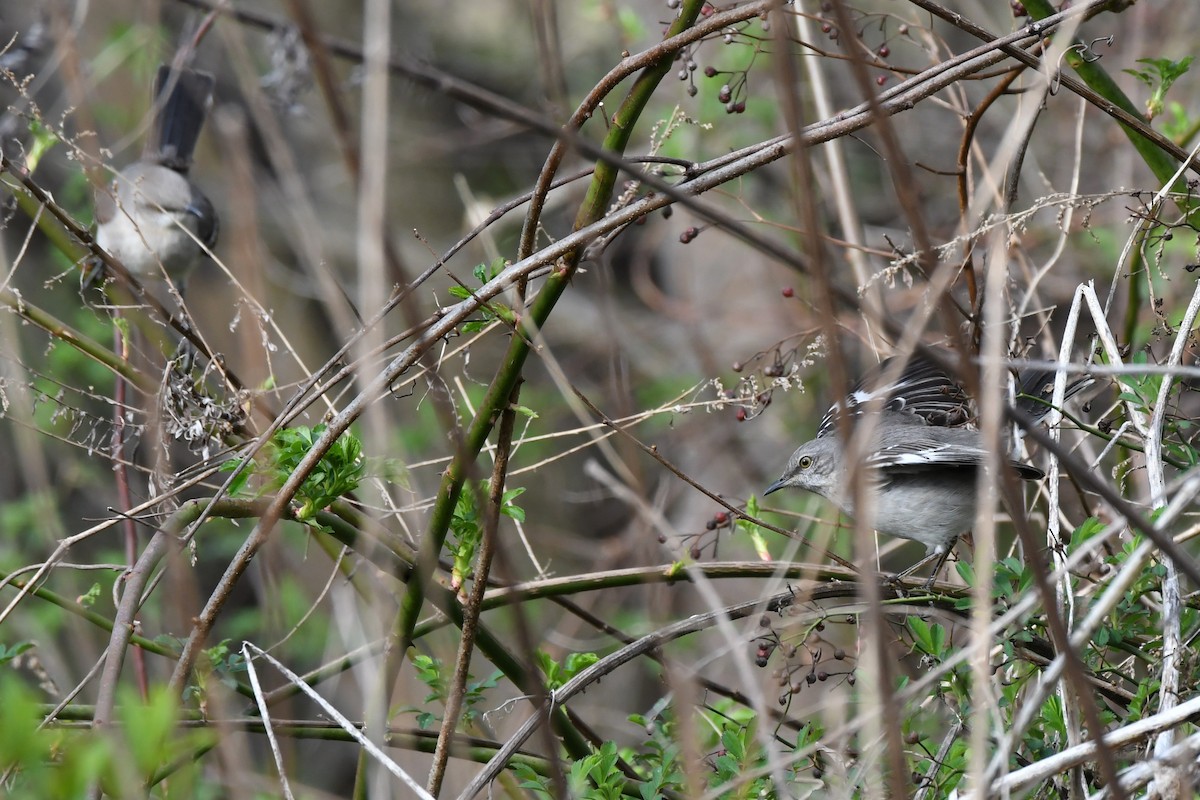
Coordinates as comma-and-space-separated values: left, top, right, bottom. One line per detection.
675, 52, 701, 96
754, 640, 773, 668
702, 65, 750, 114
678, 507, 740, 558
734, 392, 769, 422
813, 5, 910, 87
705, 510, 731, 530
723, 347, 798, 423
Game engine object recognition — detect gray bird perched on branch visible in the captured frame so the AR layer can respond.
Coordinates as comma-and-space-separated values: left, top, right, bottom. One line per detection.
94, 64, 217, 285
764, 352, 1090, 588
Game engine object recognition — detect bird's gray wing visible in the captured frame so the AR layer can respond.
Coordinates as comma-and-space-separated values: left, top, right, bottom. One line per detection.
866, 428, 1043, 479
818, 352, 970, 437
1013, 368, 1094, 423
867, 438, 988, 470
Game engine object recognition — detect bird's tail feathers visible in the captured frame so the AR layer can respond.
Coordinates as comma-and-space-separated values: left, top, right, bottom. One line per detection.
145, 65, 215, 172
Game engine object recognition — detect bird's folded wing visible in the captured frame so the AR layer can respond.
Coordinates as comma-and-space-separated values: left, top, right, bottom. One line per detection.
818, 353, 969, 437
865, 432, 1044, 479
866, 438, 987, 470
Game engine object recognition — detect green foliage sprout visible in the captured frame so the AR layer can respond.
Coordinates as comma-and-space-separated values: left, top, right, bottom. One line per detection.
403, 654, 502, 730
447, 259, 518, 333
1124, 56, 1193, 120
448, 480, 525, 591
222, 424, 364, 527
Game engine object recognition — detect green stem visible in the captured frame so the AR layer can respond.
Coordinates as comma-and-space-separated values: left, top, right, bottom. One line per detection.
1023, 0, 1195, 210
5, 580, 176, 658
0, 288, 150, 391
393, 0, 705, 718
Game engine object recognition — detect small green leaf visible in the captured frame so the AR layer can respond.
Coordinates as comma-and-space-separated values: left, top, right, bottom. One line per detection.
745, 494, 760, 518
76, 583, 102, 609
1124, 56, 1193, 119
0, 642, 34, 667
1068, 517, 1105, 548
26, 119, 59, 172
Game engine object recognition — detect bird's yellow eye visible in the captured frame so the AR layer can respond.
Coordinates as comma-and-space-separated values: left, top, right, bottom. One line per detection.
798, 456, 813, 469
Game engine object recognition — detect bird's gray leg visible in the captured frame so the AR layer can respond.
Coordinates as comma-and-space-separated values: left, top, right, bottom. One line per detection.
887, 541, 954, 590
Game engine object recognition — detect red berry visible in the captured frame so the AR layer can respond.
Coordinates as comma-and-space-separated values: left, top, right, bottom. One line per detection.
781, 286, 794, 297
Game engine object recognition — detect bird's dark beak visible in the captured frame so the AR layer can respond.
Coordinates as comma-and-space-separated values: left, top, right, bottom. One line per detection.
763, 478, 786, 496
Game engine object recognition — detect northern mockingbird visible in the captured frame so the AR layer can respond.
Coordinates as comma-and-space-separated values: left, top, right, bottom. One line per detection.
764, 353, 1089, 587
94, 64, 217, 286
